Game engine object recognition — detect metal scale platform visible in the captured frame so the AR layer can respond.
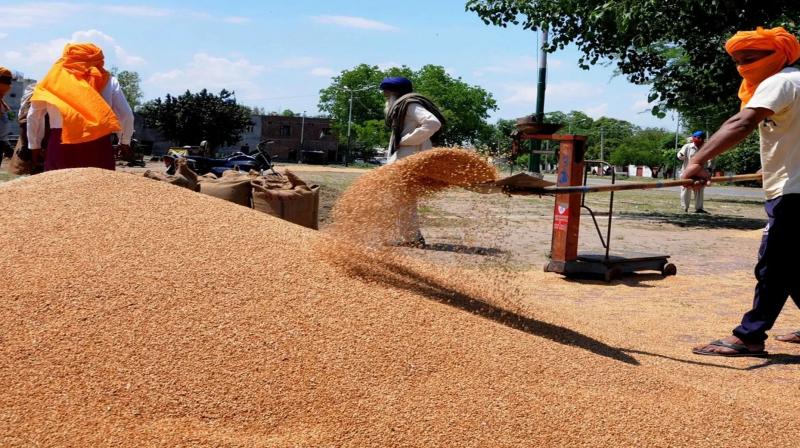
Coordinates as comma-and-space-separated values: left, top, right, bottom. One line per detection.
513, 120, 676, 282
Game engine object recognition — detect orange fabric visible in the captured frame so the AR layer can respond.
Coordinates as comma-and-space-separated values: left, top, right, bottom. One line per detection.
31, 43, 120, 144
725, 27, 800, 109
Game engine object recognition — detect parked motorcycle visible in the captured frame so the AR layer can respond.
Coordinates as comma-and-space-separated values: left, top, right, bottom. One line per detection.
164, 140, 277, 177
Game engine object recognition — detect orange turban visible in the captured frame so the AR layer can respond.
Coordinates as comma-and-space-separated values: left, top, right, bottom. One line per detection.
725, 27, 800, 109
31, 43, 121, 144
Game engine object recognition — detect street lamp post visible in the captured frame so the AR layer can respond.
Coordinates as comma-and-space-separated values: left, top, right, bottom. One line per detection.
340, 85, 376, 167
299, 111, 306, 164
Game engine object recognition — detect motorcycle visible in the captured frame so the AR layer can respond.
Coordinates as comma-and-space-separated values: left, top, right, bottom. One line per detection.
164, 140, 277, 177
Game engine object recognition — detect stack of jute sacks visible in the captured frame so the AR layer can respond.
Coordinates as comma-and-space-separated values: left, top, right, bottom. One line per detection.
143, 161, 319, 230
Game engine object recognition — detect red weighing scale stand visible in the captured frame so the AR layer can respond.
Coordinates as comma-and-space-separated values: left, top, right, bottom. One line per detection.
518, 131, 676, 282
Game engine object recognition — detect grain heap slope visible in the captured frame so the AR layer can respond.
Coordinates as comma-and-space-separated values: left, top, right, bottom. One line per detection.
0, 168, 797, 447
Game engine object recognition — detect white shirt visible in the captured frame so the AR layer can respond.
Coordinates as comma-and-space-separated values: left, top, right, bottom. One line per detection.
677, 142, 701, 171
746, 67, 800, 199
27, 76, 134, 149
398, 103, 441, 149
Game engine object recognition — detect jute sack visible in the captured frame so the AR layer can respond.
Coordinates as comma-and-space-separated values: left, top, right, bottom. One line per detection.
142, 158, 200, 191
197, 176, 253, 207
251, 172, 319, 230
8, 138, 33, 176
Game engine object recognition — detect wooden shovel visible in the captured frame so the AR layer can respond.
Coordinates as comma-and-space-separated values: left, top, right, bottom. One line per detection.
475, 173, 762, 196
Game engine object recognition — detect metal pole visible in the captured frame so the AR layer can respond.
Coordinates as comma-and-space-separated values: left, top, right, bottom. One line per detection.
299, 111, 306, 163
529, 27, 548, 173
600, 126, 604, 165
674, 114, 680, 179
346, 91, 353, 167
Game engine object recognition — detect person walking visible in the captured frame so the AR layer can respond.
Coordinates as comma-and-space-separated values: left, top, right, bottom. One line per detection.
677, 130, 709, 213
685, 27, 800, 356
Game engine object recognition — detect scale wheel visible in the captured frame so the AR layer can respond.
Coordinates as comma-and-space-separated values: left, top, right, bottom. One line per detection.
662, 263, 677, 277
604, 267, 621, 282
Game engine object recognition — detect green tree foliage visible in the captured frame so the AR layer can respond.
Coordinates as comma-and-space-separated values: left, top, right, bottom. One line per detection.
609, 128, 675, 177
466, 0, 800, 123
714, 133, 761, 174
318, 64, 497, 149
139, 89, 253, 149
110, 67, 144, 109
475, 118, 516, 158
281, 109, 296, 117
352, 119, 391, 161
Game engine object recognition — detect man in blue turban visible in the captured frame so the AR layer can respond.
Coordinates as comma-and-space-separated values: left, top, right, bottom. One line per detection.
677, 130, 709, 213
380, 76, 446, 247
380, 76, 445, 162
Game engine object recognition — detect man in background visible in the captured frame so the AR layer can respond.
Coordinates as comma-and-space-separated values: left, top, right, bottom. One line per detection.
0, 67, 13, 165
381, 76, 446, 247
677, 130, 709, 213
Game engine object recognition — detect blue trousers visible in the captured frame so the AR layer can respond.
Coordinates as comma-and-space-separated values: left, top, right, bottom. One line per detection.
734, 194, 800, 343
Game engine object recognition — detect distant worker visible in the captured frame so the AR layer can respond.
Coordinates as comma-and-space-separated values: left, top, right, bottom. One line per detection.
381, 76, 446, 247
685, 27, 800, 357
381, 76, 445, 163
677, 130, 709, 213
27, 43, 134, 171
0, 66, 12, 164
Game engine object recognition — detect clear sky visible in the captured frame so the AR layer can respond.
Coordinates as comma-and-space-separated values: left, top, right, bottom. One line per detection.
1, 0, 678, 130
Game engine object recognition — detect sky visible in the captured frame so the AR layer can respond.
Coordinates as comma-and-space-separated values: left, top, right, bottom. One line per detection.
1, 0, 678, 130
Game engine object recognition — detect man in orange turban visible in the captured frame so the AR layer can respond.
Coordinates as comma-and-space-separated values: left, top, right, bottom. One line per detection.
27, 43, 134, 171
684, 27, 800, 357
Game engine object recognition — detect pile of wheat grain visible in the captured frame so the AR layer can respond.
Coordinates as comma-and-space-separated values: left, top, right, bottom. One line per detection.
329, 148, 498, 245
1, 167, 798, 447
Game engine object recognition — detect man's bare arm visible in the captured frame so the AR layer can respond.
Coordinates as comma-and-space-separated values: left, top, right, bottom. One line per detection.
690, 107, 772, 165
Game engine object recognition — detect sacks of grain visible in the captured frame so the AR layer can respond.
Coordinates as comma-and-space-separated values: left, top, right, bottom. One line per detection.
142, 158, 199, 191
197, 175, 253, 207
252, 170, 319, 229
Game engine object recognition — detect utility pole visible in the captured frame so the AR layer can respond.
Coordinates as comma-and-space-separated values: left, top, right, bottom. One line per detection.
299, 111, 306, 164
529, 26, 548, 174
340, 85, 374, 167
346, 93, 353, 167
600, 126, 605, 164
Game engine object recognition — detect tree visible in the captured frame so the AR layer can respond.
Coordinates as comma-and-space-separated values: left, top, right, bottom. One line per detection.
318, 64, 497, 150
475, 118, 516, 158
281, 109, 296, 117
110, 67, 144, 110
139, 89, 252, 149
714, 133, 761, 174
465, 1, 800, 122
609, 128, 674, 177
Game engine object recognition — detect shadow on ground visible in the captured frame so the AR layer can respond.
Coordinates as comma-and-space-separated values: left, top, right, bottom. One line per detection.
332, 247, 639, 366
422, 243, 507, 256
618, 211, 766, 230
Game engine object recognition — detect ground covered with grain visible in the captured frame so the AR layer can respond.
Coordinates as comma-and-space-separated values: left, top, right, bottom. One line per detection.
1, 157, 800, 447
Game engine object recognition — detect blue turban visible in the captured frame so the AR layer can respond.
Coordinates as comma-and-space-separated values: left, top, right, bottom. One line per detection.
691, 130, 706, 138
379, 77, 413, 95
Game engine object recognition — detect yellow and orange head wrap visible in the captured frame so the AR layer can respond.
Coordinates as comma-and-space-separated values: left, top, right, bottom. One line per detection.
725, 26, 800, 108
31, 43, 120, 144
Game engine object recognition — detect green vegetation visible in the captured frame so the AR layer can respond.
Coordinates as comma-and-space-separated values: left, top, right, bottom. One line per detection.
139, 89, 253, 149
318, 64, 498, 155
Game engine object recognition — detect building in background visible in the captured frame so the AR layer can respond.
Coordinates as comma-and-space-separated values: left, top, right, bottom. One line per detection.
261, 115, 337, 163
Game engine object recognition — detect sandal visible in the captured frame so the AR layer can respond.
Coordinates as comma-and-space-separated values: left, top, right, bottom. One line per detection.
692, 339, 768, 357
775, 331, 800, 344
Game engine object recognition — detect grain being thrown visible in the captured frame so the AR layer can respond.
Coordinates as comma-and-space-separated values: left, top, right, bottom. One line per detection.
2, 168, 800, 447
329, 148, 498, 245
